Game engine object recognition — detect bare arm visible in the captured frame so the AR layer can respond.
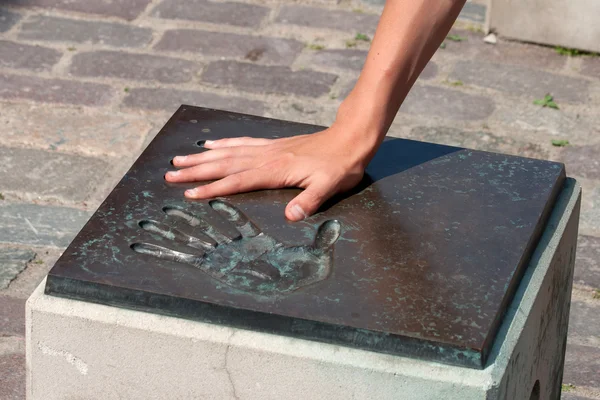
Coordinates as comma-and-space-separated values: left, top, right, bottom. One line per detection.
166, 0, 466, 221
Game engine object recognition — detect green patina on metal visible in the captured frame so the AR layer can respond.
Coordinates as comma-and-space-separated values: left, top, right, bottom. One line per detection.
45, 106, 566, 369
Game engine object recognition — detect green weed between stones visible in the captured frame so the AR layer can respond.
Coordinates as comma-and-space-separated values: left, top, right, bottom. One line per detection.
439, 42, 447, 49
555, 46, 599, 57
0, 193, 4, 200
355, 33, 370, 42
444, 79, 464, 87
561, 383, 576, 392
593, 289, 600, 299
551, 139, 570, 147
307, 43, 325, 51
534, 94, 559, 109
466, 25, 483, 33
447, 34, 466, 42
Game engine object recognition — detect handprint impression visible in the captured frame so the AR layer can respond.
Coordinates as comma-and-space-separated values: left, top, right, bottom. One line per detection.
131, 200, 341, 295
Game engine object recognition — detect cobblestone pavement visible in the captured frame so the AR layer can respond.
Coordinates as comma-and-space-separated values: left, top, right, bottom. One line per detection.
1, 0, 599, 398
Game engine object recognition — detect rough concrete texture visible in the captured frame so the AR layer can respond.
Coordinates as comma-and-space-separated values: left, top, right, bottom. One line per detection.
25, 181, 580, 400
1, 0, 599, 398
486, 0, 600, 53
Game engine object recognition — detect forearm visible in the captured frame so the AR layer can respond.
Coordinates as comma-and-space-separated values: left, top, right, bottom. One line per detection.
170, 0, 468, 221
337, 0, 466, 159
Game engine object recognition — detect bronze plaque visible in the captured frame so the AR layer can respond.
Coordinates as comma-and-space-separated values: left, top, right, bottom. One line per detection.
46, 106, 565, 368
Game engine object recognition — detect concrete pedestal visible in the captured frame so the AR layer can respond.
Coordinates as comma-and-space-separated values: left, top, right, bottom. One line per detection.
486, 0, 600, 53
26, 179, 580, 400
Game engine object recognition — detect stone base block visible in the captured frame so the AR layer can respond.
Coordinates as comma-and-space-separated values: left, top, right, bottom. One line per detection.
26, 180, 580, 400
486, 0, 600, 53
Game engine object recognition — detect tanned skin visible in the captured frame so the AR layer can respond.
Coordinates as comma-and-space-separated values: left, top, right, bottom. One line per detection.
166, 0, 467, 221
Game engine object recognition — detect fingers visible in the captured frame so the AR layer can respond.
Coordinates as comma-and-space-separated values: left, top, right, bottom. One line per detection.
131, 243, 204, 268
163, 207, 234, 244
167, 157, 255, 183
139, 220, 215, 250
171, 147, 257, 169
185, 168, 276, 199
204, 137, 273, 149
210, 200, 262, 238
313, 220, 341, 250
285, 181, 332, 222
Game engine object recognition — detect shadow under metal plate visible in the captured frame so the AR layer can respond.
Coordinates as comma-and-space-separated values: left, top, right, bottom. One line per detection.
45, 106, 566, 369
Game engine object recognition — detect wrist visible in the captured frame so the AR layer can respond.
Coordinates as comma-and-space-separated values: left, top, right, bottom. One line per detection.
328, 94, 390, 170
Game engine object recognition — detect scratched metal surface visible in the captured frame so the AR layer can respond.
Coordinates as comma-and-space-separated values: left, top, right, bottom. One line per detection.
45, 106, 566, 368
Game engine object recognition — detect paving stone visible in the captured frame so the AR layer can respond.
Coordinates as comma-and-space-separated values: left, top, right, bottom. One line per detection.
451, 61, 590, 103
560, 144, 600, 180
409, 126, 547, 159
0, 296, 26, 335
276, 5, 380, 34
0, 103, 152, 158
0, 146, 110, 202
70, 51, 198, 83
338, 1, 483, 25
0, 203, 91, 247
457, 2, 486, 23
155, 29, 303, 65
0, 249, 35, 290
0, 352, 25, 400
440, 29, 567, 71
0, 8, 21, 33
399, 84, 495, 120
12, 0, 152, 20
490, 102, 598, 141
304, 49, 440, 79
0, 248, 60, 299
560, 394, 595, 400
564, 343, 600, 389
202, 61, 337, 97
0, 73, 113, 106
581, 57, 600, 79
303, 49, 368, 71
19, 15, 153, 48
0, 40, 62, 72
123, 87, 266, 115
152, 0, 269, 28
568, 301, 600, 347
574, 235, 600, 288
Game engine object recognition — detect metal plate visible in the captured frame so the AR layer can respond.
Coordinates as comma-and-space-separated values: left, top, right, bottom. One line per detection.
45, 105, 565, 368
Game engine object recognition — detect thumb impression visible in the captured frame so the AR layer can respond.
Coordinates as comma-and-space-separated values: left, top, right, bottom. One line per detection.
285, 182, 331, 222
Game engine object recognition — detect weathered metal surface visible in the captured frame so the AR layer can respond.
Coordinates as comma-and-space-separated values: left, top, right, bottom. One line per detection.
45, 105, 566, 368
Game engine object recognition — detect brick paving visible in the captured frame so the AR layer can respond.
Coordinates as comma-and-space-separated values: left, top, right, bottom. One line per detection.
0, 0, 599, 398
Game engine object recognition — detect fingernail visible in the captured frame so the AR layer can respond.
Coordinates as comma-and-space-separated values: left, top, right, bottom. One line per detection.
173, 156, 186, 163
185, 188, 197, 197
290, 204, 308, 221
204, 140, 214, 146
167, 170, 179, 177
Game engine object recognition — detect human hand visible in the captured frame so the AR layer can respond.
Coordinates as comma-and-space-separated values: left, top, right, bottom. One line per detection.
166, 103, 382, 221
131, 200, 341, 295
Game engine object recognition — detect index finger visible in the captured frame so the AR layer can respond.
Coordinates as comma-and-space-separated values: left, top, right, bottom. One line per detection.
205, 137, 273, 149
184, 168, 277, 199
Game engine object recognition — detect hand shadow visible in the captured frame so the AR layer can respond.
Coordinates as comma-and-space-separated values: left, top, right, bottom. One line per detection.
319, 137, 461, 213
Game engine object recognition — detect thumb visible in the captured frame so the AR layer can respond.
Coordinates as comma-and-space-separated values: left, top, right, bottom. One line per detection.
285, 181, 332, 222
